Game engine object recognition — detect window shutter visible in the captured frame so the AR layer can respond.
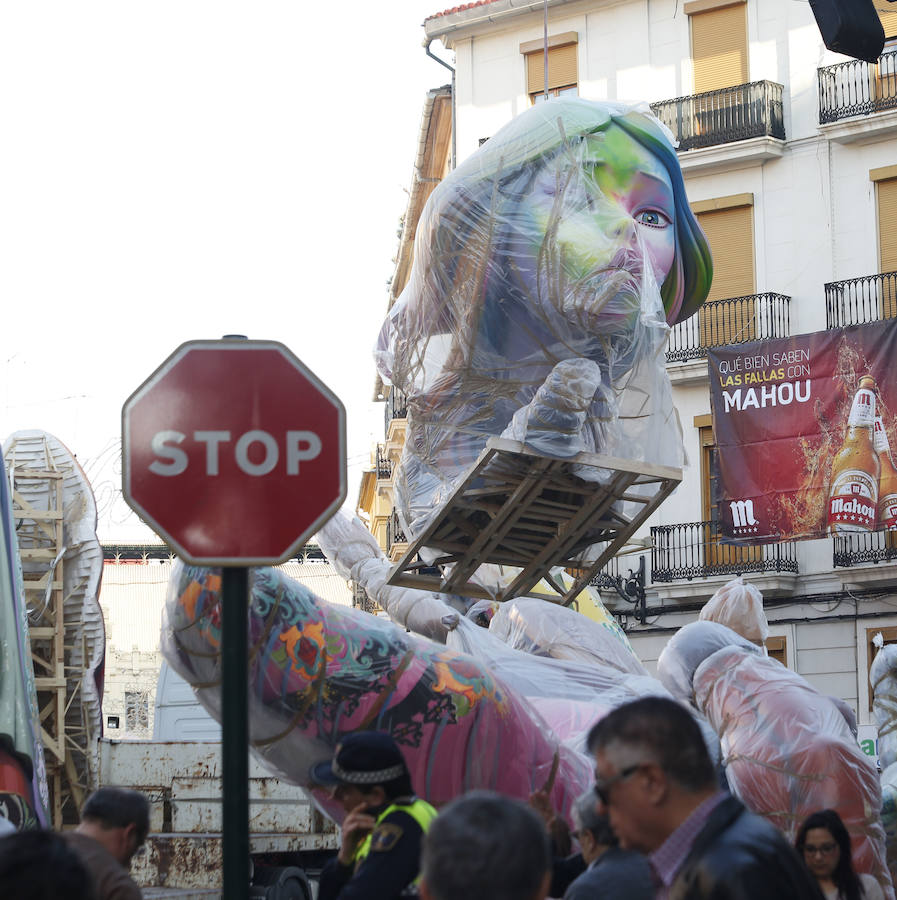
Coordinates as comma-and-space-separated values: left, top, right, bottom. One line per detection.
691, 3, 748, 93
526, 42, 578, 95
878, 178, 897, 317
878, 178, 897, 271
696, 204, 756, 345
700, 425, 717, 524
875, 3, 897, 39
765, 636, 787, 666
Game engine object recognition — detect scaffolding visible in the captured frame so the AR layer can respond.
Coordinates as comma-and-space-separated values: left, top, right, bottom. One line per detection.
5, 433, 103, 827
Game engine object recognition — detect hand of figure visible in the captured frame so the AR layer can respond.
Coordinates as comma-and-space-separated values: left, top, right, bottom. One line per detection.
337, 802, 378, 865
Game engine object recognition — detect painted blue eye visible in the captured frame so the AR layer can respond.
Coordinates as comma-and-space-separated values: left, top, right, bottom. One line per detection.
635, 209, 671, 228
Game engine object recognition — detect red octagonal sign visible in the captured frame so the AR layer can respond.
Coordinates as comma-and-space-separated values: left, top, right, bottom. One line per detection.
122, 338, 346, 565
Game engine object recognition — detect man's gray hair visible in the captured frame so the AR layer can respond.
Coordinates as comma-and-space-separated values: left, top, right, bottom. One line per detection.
572, 791, 615, 846
587, 696, 715, 792
421, 791, 550, 900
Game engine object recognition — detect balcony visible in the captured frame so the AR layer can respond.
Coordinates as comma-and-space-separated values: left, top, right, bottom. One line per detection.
824, 271, 897, 328
384, 386, 408, 430
651, 521, 798, 582
384, 386, 409, 452
386, 508, 409, 560
833, 531, 897, 568
375, 444, 393, 480
819, 50, 897, 123
650, 81, 785, 170
667, 292, 791, 364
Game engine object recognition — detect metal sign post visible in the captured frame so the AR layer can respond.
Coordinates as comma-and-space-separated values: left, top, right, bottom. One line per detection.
221, 567, 250, 900
122, 336, 347, 898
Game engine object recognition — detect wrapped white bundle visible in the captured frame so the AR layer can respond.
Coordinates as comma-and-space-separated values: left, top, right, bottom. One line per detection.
699, 575, 768, 646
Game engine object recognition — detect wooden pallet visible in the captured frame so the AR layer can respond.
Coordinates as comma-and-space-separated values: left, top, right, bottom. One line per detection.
386, 437, 681, 604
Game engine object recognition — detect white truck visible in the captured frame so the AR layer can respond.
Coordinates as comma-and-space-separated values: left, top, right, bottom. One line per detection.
98, 664, 339, 899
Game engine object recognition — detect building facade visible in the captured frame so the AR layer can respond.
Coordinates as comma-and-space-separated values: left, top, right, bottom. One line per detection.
361, 0, 897, 739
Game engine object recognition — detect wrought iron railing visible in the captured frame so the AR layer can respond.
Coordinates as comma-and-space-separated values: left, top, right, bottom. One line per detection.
651, 520, 798, 582
588, 555, 622, 586
824, 271, 897, 328
351, 581, 381, 615
833, 530, 897, 567
386, 508, 408, 555
667, 292, 791, 363
818, 50, 897, 124
375, 444, 392, 479
384, 386, 408, 431
650, 81, 785, 152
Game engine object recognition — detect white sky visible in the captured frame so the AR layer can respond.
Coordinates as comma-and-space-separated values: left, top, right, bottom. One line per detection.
0, 1, 451, 542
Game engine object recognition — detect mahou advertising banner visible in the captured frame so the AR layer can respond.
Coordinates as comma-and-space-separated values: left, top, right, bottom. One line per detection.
708, 320, 897, 543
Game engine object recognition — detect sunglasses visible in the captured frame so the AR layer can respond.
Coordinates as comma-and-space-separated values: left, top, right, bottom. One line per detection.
593, 763, 645, 806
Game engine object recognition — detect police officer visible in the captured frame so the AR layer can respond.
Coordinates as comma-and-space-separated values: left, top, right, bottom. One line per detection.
315, 731, 437, 900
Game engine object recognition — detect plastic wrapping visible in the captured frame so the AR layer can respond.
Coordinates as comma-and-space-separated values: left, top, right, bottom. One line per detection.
657, 620, 762, 706
162, 562, 593, 823
316, 511, 464, 642
661, 621, 891, 897
872, 643, 897, 771
488, 596, 646, 675
375, 97, 711, 543
698, 576, 768, 646
872, 643, 897, 886
445, 614, 721, 765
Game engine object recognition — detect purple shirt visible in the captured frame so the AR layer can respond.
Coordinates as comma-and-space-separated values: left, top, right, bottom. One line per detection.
649, 791, 728, 899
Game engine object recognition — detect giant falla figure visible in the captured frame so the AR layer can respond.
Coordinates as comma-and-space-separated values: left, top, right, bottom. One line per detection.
163, 99, 715, 822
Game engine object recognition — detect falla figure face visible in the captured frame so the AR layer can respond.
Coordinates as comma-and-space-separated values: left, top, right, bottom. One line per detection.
516, 122, 676, 335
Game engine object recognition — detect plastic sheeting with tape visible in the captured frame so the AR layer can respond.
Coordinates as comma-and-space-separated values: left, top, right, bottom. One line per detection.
660, 620, 892, 898
375, 97, 712, 556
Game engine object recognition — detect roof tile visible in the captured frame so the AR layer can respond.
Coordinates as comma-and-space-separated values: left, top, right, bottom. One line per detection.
426, 0, 502, 21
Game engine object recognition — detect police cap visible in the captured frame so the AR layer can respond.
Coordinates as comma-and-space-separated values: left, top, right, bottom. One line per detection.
310, 731, 408, 786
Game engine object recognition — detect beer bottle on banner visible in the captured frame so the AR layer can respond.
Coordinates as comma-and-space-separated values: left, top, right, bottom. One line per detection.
875, 416, 897, 531
827, 375, 879, 533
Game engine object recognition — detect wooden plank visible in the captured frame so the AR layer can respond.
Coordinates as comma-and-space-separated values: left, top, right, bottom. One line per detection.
387, 437, 681, 602
500, 470, 638, 599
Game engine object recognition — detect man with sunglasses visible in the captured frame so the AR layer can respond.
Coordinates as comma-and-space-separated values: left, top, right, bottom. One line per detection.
587, 697, 823, 900
63, 786, 149, 900
315, 731, 437, 900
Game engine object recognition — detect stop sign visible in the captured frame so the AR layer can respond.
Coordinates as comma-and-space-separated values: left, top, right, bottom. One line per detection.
122, 338, 346, 565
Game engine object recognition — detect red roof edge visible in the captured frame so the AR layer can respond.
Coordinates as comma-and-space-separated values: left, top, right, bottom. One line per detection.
425, 0, 502, 21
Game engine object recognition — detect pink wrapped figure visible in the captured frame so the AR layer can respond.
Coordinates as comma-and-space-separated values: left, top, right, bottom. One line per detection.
658, 620, 892, 898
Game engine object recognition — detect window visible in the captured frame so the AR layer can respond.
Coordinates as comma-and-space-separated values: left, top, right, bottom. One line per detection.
125, 691, 149, 732
765, 635, 787, 667
875, 3, 897, 41
698, 417, 760, 567
521, 33, 578, 104
688, 1, 748, 94
875, 172, 897, 317
693, 195, 756, 347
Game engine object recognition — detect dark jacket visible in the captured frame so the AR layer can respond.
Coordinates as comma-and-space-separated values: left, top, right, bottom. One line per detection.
564, 846, 654, 900
670, 796, 825, 900
318, 804, 429, 900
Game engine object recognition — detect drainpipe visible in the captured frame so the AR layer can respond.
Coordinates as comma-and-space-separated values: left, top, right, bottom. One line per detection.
424, 39, 456, 171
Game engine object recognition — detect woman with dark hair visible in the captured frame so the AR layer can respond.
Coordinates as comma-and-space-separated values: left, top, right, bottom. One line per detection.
795, 809, 885, 900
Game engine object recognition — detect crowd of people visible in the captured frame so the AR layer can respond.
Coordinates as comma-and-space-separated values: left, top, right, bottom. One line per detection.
0, 786, 147, 900
317, 696, 886, 900
0, 697, 887, 898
